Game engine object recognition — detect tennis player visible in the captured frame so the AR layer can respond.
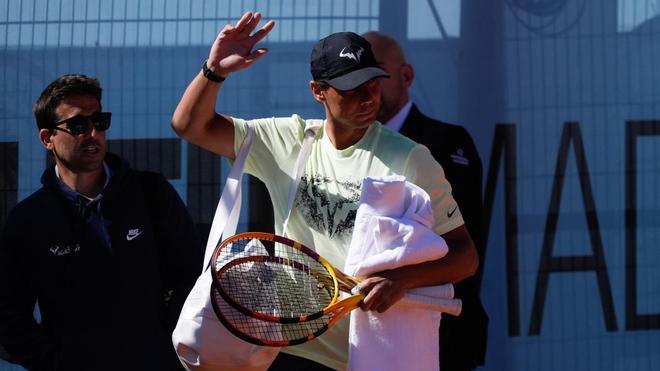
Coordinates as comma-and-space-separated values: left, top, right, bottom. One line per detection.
172, 11, 478, 371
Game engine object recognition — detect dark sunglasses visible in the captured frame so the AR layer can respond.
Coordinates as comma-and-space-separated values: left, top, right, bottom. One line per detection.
52, 112, 112, 136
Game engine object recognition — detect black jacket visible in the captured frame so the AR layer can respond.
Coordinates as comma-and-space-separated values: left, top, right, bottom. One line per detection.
0, 153, 202, 371
400, 105, 489, 369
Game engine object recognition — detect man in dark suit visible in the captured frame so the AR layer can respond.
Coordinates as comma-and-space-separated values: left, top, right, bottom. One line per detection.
363, 31, 489, 371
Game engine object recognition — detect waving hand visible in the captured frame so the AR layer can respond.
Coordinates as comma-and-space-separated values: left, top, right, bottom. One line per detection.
171, 11, 275, 159
207, 12, 275, 77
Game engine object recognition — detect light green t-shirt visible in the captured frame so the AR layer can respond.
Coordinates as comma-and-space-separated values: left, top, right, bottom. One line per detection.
232, 114, 464, 370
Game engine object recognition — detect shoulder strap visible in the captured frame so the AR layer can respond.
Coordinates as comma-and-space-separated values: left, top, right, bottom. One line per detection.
203, 123, 254, 268
205, 119, 320, 267
282, 119, 323, 235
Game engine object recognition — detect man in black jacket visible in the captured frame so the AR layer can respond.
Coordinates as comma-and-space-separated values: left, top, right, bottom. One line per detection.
363, 31, 489, 371
0, 74, 203, 370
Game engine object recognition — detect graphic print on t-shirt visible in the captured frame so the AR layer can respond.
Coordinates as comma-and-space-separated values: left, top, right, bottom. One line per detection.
296, 174, 361, 238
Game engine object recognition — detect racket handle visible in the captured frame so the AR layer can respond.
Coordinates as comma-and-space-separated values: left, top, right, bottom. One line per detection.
400, 293, 462, 316
351, 283, 461, 315
408, 284, 454, 299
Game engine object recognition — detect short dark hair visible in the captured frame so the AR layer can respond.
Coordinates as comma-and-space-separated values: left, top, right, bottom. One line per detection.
315, 81, 331, 90
33, 74, 102, 130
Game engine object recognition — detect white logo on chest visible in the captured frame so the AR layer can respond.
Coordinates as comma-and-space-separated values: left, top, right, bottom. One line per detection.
49, 244, 81, 256
450, 148, 469, 166
126, 228, 143, 241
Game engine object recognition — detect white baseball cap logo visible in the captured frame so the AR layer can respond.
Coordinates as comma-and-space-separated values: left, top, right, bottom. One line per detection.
339, 45, 364, 63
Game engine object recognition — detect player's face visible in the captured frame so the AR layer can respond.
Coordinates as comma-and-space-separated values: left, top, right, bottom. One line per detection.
322, 79, 381, 130
41, 95, 107, 173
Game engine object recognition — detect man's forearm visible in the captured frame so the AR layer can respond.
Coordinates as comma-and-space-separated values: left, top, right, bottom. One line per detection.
171, 69, 237, 158
172, 70, 223, 137
373, 225, 479, 288
358, 225, 478, 312
379, 249, 477, 290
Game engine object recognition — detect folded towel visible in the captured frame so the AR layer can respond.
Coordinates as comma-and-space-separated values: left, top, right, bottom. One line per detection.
345, 176, 454, 371
346, 215, 448, 277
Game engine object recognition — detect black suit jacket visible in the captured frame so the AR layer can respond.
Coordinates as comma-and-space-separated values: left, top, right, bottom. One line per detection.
400, 104, 488, 369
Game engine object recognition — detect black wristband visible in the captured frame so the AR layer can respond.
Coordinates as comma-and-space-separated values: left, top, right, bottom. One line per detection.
202, 59, 226, 83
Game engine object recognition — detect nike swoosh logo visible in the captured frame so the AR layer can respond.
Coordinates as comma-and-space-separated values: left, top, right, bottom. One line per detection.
447, 206, 458, 218
126, 230, 143, 241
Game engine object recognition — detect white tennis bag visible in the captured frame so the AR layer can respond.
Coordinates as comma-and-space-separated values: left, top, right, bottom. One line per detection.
172, 120, 322, 371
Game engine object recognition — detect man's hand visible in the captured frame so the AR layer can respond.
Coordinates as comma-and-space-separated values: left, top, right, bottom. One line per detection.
207, 11, 275, 77
356, 275, 408, 313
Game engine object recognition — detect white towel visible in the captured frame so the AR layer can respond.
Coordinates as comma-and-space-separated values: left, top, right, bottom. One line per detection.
345, 175, 454, 371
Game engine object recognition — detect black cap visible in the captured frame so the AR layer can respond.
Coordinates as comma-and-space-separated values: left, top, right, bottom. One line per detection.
310, 32, 389, 91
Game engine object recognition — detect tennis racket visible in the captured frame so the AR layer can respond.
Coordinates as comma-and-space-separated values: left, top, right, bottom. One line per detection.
209, 232, 462, 346
210, 281, 343, 346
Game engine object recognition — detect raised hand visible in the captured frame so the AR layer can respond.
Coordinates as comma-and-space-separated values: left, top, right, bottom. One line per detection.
207, 11, 275, 77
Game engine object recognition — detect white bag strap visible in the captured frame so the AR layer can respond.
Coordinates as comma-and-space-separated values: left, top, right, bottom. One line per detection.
202, 123, 254, 268
282, 119, 323, 235
204, 118, 322, 267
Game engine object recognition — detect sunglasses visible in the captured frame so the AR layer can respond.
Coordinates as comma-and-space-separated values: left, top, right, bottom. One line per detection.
52, 112, 112, 136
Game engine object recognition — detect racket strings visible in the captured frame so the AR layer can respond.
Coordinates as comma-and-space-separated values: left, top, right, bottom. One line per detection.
219, 258, 334, 317
215, 237, 270, 267
215, 236, 338, 320
212, 285, 331, 345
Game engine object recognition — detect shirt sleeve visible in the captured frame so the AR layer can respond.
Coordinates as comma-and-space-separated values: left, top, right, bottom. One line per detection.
405, 144, 465, 236
231, 115, 306, 180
